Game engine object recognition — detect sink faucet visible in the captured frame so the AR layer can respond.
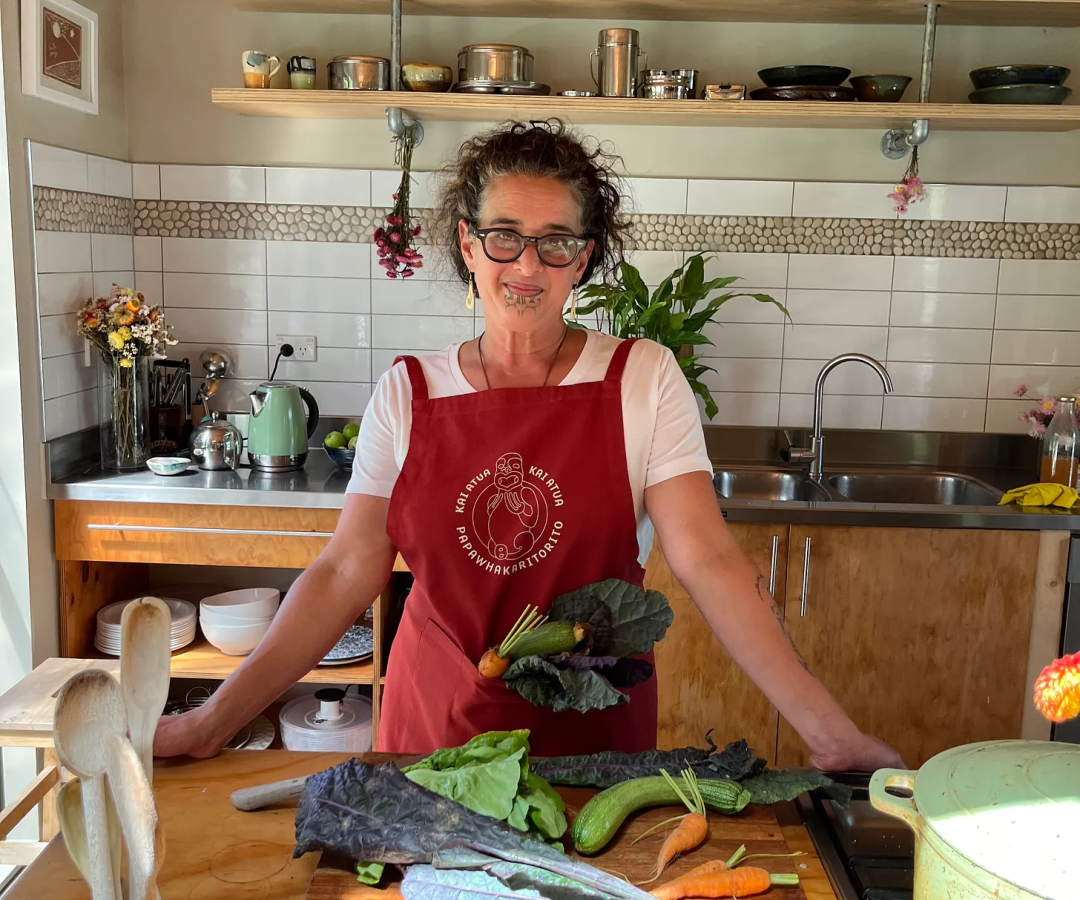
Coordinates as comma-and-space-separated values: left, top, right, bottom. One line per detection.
782, 353, 894, 481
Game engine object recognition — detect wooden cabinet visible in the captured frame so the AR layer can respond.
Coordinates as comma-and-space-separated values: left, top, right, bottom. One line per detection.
776, 526, 1045, 768
651, 523, 786, 760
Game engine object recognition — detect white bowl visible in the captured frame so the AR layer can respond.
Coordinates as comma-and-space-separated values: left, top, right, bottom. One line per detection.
199, 602, 276, 622
200, 609, 275, 628
147, 457, 192, 476
201, 617, 273, 656
200, 588, 280, 618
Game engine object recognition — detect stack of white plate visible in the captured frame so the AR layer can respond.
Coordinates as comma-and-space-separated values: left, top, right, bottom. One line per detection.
95, 597, 197, 656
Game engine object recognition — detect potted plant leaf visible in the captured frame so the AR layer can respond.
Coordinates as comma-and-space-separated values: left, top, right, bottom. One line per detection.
575, 252, 789, 419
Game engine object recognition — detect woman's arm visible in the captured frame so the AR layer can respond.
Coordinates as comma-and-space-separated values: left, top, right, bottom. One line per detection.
154, 492, 396, 758
644, 470, 902, 771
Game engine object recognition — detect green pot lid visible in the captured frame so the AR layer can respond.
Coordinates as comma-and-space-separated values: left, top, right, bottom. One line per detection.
912, 740, 1080, 898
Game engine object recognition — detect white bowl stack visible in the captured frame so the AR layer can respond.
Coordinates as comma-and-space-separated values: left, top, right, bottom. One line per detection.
95, 597, 197, 656
199, 588, 280, 656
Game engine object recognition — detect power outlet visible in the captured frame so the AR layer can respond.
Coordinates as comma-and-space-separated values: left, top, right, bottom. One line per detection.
276, 334, 317, 362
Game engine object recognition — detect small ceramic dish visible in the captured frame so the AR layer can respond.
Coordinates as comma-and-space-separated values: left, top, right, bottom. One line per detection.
147, 457, 192, 476
968, 83, 1072, 104
969, 64, 1070, 90
849, 74, 912, 102
758, 65, 851, 87
402, 63, 453, 92
750, 85, 856, 102
325, 445, 356, 472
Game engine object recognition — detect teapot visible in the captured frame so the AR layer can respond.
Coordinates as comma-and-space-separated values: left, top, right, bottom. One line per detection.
189, 412, 244, 471
246, 382, 320, 472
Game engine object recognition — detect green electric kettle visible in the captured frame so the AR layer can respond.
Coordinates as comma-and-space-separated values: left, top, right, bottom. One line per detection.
246, 382, 320, 472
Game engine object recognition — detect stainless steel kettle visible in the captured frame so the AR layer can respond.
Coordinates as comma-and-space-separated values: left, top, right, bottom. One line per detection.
246, 382, 320, 472
189, 412, 244, 471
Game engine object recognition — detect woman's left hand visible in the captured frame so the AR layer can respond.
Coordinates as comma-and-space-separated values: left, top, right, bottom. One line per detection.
810, 732, 905, 773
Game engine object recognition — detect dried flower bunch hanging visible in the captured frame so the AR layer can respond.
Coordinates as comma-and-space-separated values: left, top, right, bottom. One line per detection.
374, 123, 424, 278
888, 145, 925, 215
76, 284, 175, 364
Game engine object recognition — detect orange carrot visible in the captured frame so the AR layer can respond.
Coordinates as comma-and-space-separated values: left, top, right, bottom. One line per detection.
664, 843, 804, 881
637, 768, 709, 885
477, 605, 544, 678
649, 865, 800, 899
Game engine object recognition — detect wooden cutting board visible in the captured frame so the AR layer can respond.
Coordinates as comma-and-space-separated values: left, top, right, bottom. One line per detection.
306, 789, 828, 900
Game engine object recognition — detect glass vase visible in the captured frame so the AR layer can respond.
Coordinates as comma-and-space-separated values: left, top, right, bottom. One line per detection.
98, 354, 151, 471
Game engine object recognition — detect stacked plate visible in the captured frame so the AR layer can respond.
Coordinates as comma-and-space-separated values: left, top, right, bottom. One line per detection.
319, 625, 374, 666
95, 597, 197, 656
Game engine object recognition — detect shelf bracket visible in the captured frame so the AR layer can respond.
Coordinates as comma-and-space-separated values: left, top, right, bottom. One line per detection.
385, 0, 424, 147
881, 3, 938, 159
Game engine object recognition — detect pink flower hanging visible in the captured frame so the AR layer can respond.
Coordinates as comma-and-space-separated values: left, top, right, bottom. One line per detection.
373, 125, 424, 278
888, 145, 926, 215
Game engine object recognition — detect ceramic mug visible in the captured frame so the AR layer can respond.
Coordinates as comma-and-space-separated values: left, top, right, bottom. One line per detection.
242, 51, 281, 89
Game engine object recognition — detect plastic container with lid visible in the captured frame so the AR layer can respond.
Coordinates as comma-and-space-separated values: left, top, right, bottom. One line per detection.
279, 689, 372, 752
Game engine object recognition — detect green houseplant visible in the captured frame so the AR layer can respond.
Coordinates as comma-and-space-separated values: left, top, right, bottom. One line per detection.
575, 252, 789, 418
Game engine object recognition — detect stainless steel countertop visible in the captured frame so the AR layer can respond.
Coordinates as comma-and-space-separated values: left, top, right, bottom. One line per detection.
47, 452, 1080, 531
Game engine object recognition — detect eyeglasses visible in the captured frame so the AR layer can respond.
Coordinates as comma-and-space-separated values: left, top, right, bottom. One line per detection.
469, 225, 588, 268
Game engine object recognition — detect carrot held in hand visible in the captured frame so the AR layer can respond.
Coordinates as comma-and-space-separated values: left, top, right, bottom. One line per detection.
638, 767, 709, 885
477, 605, 545, 677
649, 865, 800, 899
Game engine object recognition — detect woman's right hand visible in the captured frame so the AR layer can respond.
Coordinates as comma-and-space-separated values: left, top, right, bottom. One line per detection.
153, 705, 231, 759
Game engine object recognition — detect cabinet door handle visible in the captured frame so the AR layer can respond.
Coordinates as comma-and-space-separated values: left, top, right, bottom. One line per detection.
86, 523, 335, 538
800, 536, 812, 617
768, 535, 779, 596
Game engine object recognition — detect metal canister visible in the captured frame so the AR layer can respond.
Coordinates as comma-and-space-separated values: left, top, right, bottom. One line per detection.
671, 68, 700, 99
590, 28, 647, 98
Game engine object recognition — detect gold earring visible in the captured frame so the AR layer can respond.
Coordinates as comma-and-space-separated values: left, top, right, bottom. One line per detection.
570, 283, 579, 322
465, 274, 475, 311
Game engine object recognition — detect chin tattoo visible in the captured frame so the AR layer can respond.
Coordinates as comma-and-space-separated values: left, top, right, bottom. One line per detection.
504, 290, 544, 316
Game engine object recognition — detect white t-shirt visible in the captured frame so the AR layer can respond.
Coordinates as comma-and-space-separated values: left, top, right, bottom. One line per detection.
347, 330, 712, 564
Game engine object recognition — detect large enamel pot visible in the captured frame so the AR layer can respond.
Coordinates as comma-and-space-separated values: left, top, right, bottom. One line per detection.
870, 740, 1080, 900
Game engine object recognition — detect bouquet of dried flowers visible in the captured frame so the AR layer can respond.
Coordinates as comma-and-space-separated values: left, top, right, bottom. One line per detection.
76, 285, 175, 469
374, 123, 424, 279
1014, 384, 1080, 437
888, 146, 925, 215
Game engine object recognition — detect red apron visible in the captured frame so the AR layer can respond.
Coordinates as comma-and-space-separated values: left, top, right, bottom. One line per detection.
377, 337, 657, 756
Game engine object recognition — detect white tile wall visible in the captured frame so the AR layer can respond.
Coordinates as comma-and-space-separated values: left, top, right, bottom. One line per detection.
94, 271, 136, 298
27, 163, 1080, 434
985, 399, 1033, 434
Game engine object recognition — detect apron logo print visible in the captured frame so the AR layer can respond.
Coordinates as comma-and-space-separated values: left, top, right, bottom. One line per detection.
454, 451, 564, 575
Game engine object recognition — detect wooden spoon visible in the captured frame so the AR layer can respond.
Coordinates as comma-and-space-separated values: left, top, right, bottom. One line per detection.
53, 670, 128, 900
105, 732, 161, 900
120, 597, 172, 784
56, 779, 123, 899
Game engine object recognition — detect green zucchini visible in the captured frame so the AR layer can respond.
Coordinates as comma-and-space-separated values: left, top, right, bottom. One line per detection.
571, 777, 751, 855
505, 621, 587, 661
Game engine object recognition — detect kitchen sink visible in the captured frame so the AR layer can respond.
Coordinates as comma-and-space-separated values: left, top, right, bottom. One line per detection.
826, 472, 1003, 506
713, 469, 831, 502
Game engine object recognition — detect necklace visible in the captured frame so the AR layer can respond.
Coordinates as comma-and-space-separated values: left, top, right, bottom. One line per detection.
477, 325, 569, 390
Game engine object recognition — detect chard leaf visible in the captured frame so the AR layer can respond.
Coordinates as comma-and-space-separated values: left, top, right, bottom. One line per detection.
520, 771, 566, 840
402, 866, 546, 900
549, 580, 672, 659
740, 770, 852, 805
549, 655, 653, 688
503, 656, 628, 713
405, 749, 524, 821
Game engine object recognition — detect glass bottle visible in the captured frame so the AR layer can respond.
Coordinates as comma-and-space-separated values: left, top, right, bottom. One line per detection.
1040, 397, 1080, 488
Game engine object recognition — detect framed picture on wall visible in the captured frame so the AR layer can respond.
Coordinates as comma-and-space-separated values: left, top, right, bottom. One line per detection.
20, 0, 99, 114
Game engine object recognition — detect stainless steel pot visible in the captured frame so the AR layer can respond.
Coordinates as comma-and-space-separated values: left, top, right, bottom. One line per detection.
189, 412, 244, 471
591, 28, 647, 98
457, 44, 533, 84
639, 81, 690, 100
327, 55, 389, 90
671, 68, 700, 98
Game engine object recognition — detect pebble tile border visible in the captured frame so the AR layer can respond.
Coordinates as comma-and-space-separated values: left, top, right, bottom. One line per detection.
34, 189, 1080, 260
33, 187, 133, 235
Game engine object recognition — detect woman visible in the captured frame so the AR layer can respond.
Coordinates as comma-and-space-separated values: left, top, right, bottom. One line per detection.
156, 121, 900, 769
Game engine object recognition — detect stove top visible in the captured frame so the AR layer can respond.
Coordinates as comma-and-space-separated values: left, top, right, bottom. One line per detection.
796, 773, 915, 900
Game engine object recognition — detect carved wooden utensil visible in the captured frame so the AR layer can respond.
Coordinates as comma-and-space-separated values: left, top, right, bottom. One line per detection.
120, 597, 172, 784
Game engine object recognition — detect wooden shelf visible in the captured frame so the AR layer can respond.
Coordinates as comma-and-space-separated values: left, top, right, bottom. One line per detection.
131, 636, 376, 684
212, 89, 1080, 132
226, 0, 1080, 27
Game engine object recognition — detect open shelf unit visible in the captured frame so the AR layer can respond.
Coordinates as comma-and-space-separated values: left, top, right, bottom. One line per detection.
224, 0, 1080, 27
211, 89, 1080, 132
166, 636, 376, 684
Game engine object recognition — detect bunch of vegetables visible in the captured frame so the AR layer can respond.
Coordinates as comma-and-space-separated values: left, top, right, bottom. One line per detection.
478, 579, 674, 713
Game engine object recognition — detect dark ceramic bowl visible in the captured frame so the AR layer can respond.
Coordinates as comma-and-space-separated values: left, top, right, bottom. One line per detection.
969, 64, 1070, 90
758, 65, 851, 87
849, 74, 912, 102
750, 85, 856, 102
968, 83, 1072, 105
324, 445, 356, 472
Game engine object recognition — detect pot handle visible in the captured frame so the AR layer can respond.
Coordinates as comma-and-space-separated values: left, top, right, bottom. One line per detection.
589, 48, 599, 89
868, 768, 920, 830
298, 387, 320, 439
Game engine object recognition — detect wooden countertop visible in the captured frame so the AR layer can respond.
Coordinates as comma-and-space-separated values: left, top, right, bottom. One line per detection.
7, 750, 837, 900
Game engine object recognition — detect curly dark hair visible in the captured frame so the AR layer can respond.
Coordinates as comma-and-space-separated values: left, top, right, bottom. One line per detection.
431, 120, 629, 286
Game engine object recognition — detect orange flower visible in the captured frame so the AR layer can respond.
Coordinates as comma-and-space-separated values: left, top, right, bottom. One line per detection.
83, 315, 100, 329
113, 308, 135, 326
1033, 651, 1080, 723
126, 298, 141, 313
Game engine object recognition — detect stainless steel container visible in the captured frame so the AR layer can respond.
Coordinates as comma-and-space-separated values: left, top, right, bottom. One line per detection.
640, 79, 690, 100
457, 44, 533, 84
590, 28, 647, 98
189, 412, 244, 471
671, 68, 700, 98
327, 55, 389, 90
705, 83, 748, 100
